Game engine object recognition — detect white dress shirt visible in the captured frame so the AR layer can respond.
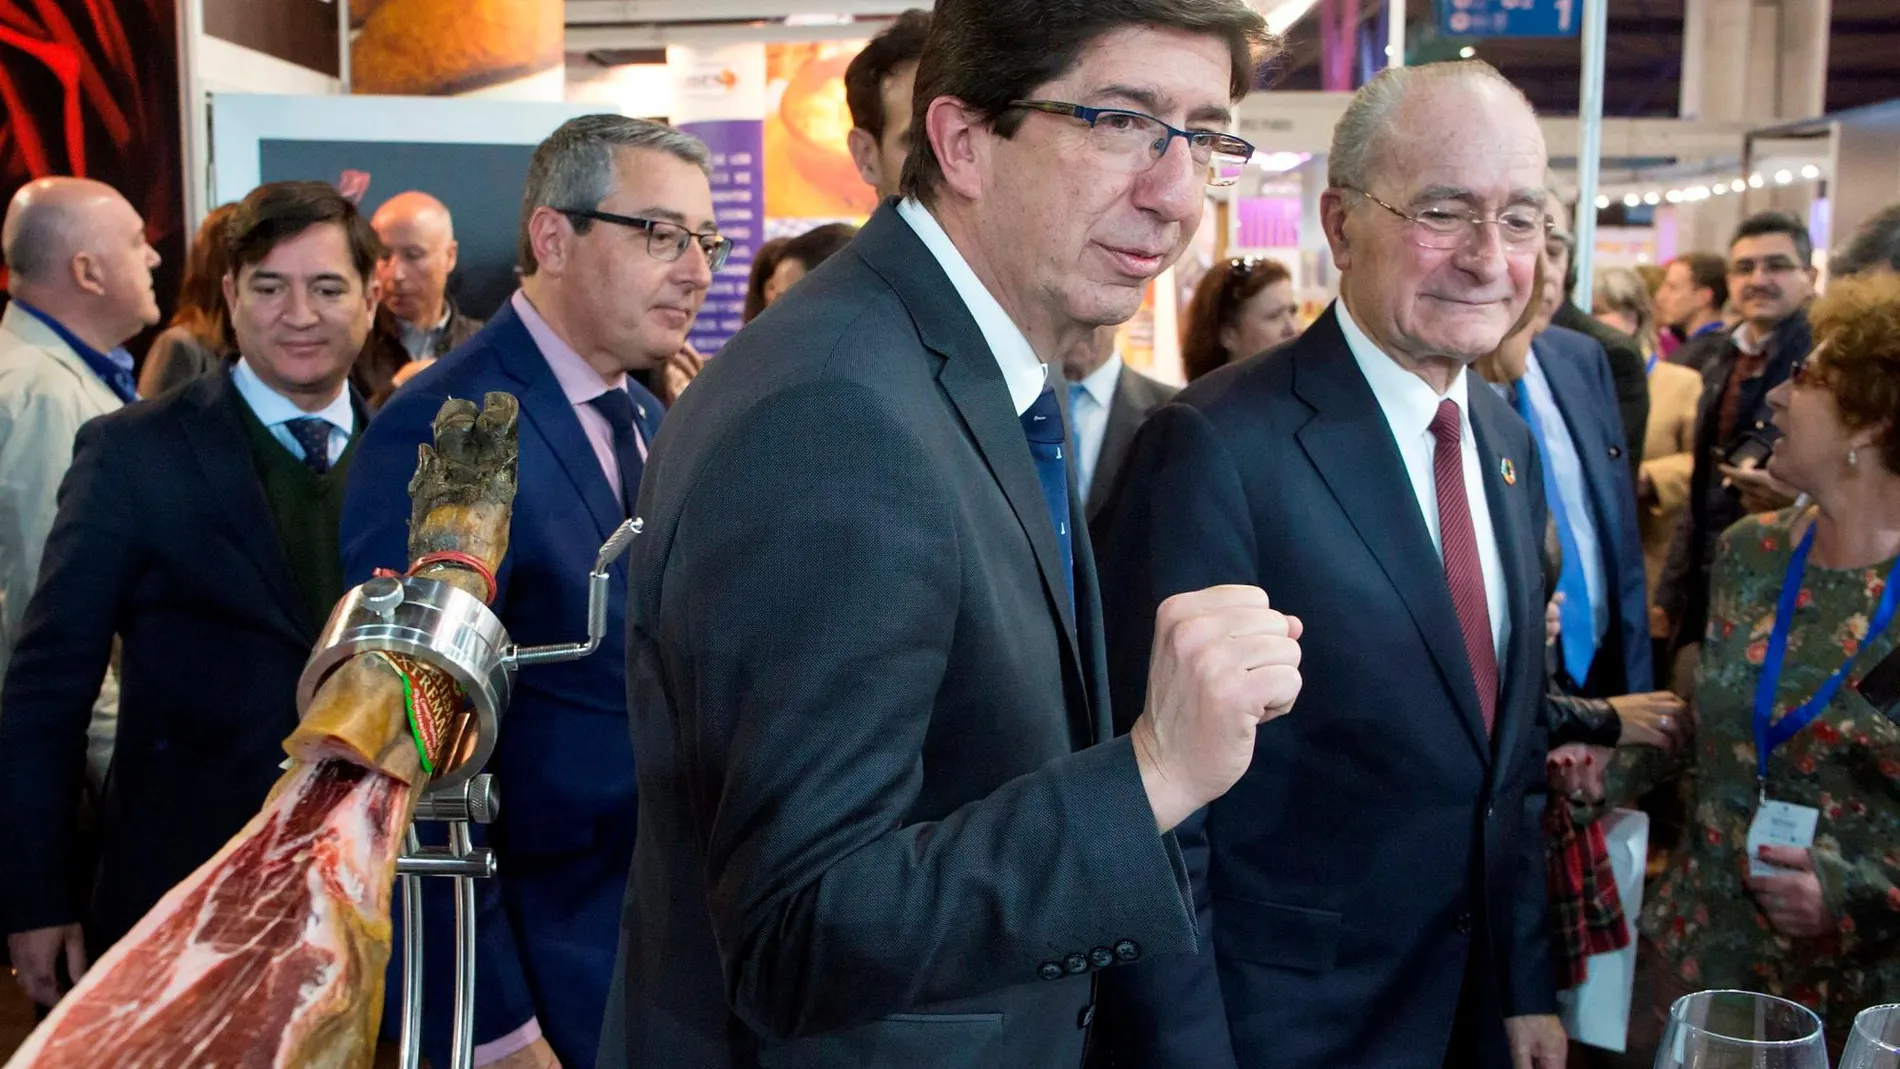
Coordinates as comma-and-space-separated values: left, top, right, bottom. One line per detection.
1337, 302, 1511, 662
231, 356, 353, 467
1519, 351, 1609, 647
897, 197, 1048, 416
1067, 353, 1122, 494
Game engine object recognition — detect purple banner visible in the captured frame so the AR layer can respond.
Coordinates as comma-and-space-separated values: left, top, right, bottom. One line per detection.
682, 119, 765, 355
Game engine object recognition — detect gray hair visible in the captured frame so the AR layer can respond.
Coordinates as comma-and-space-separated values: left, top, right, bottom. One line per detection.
1832, 202, 1900, 278
1593, 266, 1658, 354
1327, 60, 1536, 192
517, 114, 712, 275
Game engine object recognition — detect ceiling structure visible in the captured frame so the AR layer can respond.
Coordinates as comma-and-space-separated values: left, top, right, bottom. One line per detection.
565, 0, 1900, 119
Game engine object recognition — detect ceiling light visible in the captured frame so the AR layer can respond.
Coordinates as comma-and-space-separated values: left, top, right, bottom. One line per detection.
1800, 164, 1821, 180
1774, 169, 1794, 185
1689, 185, 1709, 199
1594, 194, 1609, 209
1459, 46, 1476, 58
1665, 189, 1683, 203
1643, 191, 1661, 205
1748, 173, 1765, 188
1623, 193, 1641, 207
1731, 179, 1747, 193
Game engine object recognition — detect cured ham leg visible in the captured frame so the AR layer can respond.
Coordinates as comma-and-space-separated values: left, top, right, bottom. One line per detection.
5, 394, 519, 1069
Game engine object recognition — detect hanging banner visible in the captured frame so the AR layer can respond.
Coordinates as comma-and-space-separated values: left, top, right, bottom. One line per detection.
668, 42, 767, 355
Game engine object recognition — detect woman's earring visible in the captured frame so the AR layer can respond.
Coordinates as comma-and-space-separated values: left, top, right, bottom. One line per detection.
1848, 448, 1860, 468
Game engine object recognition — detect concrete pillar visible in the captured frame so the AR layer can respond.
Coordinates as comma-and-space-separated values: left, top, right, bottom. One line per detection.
1673, 0, 1830, 259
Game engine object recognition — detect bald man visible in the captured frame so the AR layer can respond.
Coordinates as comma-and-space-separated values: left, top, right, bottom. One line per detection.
0, 177, 159, 794
355, 191, 481, 406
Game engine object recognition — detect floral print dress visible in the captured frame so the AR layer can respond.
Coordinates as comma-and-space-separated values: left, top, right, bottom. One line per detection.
1614, 507, 1900, 1041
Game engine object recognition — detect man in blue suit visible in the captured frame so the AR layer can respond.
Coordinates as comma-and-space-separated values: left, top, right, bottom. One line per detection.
341, 115, 716, 1069
1517, 321, 1652, 698
1091, 61, 1565, 1069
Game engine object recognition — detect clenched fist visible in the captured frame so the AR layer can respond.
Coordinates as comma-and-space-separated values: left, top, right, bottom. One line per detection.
1131, 585, 1303, 832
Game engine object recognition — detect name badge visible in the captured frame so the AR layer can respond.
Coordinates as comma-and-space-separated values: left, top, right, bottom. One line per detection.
1746, 799, 1820, 878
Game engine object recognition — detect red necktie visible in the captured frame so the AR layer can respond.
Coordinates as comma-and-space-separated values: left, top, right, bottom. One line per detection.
1430, 399, 1498, 734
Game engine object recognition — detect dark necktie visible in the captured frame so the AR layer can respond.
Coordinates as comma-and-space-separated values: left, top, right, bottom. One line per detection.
285, 417, 333, 475
1429, 399, 1497, 734
585, 389, 646, 517
1512, 383, 1596, 685
1020, 386, 1075, 614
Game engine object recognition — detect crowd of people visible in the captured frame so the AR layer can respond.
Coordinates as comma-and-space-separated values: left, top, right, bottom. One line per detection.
1, 2, 1898, 1068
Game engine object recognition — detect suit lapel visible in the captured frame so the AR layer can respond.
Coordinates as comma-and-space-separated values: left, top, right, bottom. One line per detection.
1467, 386, 1539, 774
1087, 371, 1140, 517
1292, 309, 1492, 758
182, 374, 313, 646
492, 305, 624, 542
854, 204, 1088, 721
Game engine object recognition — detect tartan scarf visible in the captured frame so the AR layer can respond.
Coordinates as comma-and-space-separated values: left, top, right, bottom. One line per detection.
1545, 801, 1630, 989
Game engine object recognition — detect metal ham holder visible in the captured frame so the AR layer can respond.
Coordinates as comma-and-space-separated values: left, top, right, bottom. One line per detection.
295, 518, 643, 1069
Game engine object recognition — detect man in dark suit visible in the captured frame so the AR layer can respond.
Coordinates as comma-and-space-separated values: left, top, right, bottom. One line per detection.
1062, 324, 1178, 520
1092, 61, 1564, 1069
1542, 192, 1649, 476
599, 3, 1302, 1067
1657, 210, 1814, 679
1515, 321, 1651, 698
342, 116, 707, 1069
0, 181, 380, 1008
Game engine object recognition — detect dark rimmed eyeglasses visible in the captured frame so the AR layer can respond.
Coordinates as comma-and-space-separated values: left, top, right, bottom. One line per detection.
1341, 187, 1553, 251
556, 207, 733, 271
1007, 100, 1256, 188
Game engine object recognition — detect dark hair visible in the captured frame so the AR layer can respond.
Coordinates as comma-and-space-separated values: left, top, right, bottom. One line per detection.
743, 237, 790, 324
1805, 272, 1900, 474
780, 222, 859, 272
1181, 255, 1291, 381
1832, 203, 1900, 278
1670, 251, 1729, 313
845, 9, 933, 141
172, 203, 238, 350
899, 0, 1274, 205
1730, 210, 1813, 267
225, 181, 383, 285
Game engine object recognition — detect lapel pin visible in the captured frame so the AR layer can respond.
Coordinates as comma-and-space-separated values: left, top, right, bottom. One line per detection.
1500, 458, 1517, 486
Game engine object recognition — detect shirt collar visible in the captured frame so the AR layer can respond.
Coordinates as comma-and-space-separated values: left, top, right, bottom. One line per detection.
896, 197, 1048, 416
1336, 299, 1471, 443
11, 298, 134, 373
231, 353, 353, 434
512, 290, 630, 407
1074, 351, 1124, 408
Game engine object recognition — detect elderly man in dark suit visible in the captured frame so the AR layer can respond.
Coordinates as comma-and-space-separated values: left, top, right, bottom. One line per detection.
1093, 60, 1566, 1069
343, 116, 705, 1069
1062, 324, 1178, 520
0, 181, 378, 1009
598, 2, 1305, 1068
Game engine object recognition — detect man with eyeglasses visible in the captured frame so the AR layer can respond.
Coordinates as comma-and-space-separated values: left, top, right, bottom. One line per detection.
342, 114, 719, 1069
1094, 60, 1566, 1069
1657, 211, 1815, 690
597, 2, 1301, 1068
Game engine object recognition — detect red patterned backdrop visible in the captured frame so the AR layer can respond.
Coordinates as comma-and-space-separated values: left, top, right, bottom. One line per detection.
0, 0, 185, 358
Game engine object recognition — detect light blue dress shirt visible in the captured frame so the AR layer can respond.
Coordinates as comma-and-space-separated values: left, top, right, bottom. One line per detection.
230, 357, 354, 467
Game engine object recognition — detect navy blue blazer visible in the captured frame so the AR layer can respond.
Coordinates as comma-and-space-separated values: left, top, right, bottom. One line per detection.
340, 300, 662, 1060
1529, 325, 1652, 696
1090, 306, 1556, 1069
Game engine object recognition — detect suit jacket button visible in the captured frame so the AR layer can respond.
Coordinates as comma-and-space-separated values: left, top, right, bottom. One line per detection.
1454, 912, 1473, 935
1609, 445, 1623, 459
1078, 1004, 1096, 1029
1113, 939, 1141, 962
1038, 961, 1064, 981
1064, 953, 1089, 975
1485, 804, 1495, 820
1089, 946, 1115, 969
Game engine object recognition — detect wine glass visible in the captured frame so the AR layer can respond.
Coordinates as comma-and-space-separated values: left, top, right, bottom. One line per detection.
1841, 1005, 1900, 1069
1654, 990, 1830, 1069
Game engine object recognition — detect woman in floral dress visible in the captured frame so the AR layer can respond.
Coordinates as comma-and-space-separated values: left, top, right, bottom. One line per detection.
1603, 272, 1900, 1058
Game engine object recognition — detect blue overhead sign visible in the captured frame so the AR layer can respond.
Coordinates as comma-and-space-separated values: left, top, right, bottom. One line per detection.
1437, 0, 1580, 37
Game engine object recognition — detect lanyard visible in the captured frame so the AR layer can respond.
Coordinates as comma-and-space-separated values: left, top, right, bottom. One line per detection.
1753, 519, 1900, 795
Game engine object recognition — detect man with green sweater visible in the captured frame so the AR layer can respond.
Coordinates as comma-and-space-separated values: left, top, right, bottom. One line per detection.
0, 181, 381, 1006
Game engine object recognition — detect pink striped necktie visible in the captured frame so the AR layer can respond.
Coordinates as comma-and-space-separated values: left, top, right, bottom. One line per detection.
1429, 398, 1498, 735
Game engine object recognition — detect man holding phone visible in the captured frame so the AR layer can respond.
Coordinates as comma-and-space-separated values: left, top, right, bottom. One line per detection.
1657, 211, 1815, 682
